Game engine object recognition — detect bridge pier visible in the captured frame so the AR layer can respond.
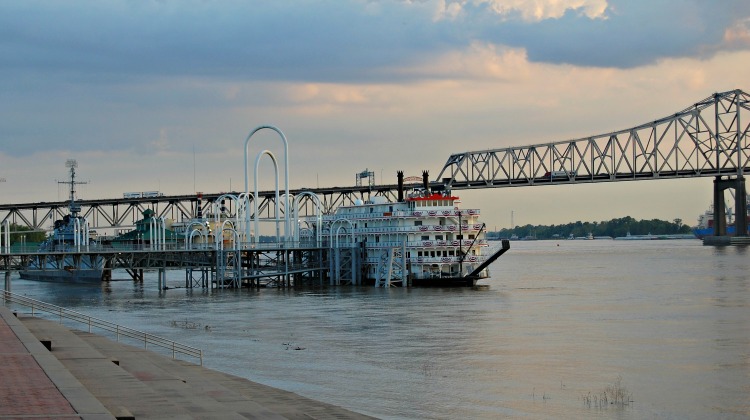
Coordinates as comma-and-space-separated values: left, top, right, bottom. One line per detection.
4, 272, 10, 294
713, 176, 747, 237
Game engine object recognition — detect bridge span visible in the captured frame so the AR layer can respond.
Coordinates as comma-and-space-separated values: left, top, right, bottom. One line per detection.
434, 89, 750, 236
1, 89, 748, 236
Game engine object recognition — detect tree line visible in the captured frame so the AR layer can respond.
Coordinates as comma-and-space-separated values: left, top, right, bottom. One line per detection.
2, 224, 48, 244
490, 216, 692, 240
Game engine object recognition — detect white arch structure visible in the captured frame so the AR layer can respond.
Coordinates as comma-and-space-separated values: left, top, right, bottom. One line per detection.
330, 218, 356, 285
292, 192, 323, 247
184, 221, 209, 250
217, 220, 240, 251
236, 192, 254, 245
244, 125, 290, 244
149, 217, 166, 250
213, 194, 245, 248
253, 150, 281, 244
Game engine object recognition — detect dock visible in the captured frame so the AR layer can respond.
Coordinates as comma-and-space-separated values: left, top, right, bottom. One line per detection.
0, 305, 375, 419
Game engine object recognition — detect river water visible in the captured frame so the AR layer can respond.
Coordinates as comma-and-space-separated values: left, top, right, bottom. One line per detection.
5, 239, 749, 419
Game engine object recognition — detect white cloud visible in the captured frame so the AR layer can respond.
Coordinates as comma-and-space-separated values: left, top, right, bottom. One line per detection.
397, 42, 531, 81
434, 0, 609, 21
723, 18, 750, 48
484, 0, 608, 21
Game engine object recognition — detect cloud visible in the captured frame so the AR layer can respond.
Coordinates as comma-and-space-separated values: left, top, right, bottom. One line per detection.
2, 0, 748, 91
435, 0, 609, 22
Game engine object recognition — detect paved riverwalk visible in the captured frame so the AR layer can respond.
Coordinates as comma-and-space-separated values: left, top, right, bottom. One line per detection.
0, 306, 375, 419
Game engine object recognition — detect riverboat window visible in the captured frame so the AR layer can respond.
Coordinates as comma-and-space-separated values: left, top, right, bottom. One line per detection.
375, 237, 379, 243
421, 235, 429, 240
430, 251, 436, 257
418, 251, 423, 257
370, 207, 373, 213
435, 235, 443, 240
469, 235, 475, 239
414, 221, 422, 226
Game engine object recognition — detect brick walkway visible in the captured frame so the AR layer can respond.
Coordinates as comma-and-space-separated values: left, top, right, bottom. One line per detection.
0, 312, 79, 419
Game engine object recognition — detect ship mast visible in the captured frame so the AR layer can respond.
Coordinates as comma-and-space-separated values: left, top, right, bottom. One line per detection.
58, 159, 87, 216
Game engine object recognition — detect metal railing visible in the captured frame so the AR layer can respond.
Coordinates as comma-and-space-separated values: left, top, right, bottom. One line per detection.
2, 291, 203, 365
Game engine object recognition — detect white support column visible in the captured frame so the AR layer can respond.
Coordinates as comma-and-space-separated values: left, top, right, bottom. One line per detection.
159, 217, 166, 250
401, 240, 408, 286
83, 219, 90, 251
74, 218, 81, 252
149, 218, 156, 250
253, 150, 280, 245
1, 220, 10, 253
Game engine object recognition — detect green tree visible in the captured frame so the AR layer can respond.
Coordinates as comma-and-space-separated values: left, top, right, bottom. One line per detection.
3, 224, 47, 244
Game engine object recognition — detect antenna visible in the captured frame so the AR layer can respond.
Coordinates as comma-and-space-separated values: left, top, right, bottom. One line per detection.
58, 159, 87, 215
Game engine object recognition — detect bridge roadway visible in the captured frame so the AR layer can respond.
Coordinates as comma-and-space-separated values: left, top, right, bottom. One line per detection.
0, 89, 748, 235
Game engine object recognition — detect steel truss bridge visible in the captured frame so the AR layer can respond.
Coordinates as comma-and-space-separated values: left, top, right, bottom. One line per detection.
1, 89, 749, 236
0, 186, 400, 234
435, 89, 750, 187
433, 89, 750, 236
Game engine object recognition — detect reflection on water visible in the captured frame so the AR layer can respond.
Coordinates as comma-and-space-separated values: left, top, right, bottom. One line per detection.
6, 240, 749, 419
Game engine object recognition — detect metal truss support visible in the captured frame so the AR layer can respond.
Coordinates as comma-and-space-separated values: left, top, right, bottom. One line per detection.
186, 267, 209, 289
435, 89, 750, 189
331, 246, 353, 285
215, 249, 241, 288
374, 241, 407, 287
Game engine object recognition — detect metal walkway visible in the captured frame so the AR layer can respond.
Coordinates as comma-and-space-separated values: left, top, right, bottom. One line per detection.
0, 244, 328, 289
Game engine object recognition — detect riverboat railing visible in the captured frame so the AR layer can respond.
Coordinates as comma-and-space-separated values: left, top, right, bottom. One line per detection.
2, 291, 203, 365
321, 208, 481, 220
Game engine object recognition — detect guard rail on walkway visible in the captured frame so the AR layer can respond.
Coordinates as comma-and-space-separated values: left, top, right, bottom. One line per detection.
2, 290, 203, 365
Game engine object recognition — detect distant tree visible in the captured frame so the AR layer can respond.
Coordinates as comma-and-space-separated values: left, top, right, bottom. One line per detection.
5, 224, 47, 244
496, 215, 692, 240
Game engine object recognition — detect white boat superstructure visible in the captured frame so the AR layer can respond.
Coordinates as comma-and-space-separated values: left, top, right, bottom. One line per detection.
314, 171, 510, 287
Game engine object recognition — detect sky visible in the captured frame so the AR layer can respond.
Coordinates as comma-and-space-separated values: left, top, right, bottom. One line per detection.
1, 0, 750, 231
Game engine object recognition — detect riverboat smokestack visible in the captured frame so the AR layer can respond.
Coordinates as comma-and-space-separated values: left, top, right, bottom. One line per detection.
196, 192, 203, 219
397, 171, 404, 202
422, 170, 430, 195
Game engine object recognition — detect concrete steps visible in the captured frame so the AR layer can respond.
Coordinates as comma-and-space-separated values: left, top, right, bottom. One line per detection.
19, 315, 374, 419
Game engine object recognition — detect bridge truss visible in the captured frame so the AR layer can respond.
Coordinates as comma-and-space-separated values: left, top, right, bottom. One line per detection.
0, 187, 399, 232
435, 89, 750, 188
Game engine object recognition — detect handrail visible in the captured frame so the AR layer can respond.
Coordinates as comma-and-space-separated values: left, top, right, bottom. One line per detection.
2, 291, 203, 365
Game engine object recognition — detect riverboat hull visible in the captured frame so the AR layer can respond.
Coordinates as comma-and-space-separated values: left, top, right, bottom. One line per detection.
19, 269, 103, 284
410, 276, 478, 288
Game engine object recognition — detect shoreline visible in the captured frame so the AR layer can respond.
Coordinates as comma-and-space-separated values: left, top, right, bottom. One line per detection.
0, 305, 376, 419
